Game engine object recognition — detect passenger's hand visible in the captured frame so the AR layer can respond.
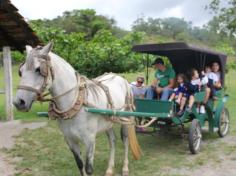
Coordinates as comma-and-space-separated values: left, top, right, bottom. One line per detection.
156, 87, 163, 94
151, 85, 156, 89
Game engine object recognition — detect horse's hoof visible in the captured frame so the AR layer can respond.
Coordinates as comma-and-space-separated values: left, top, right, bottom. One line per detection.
105, 171, 113, 176
122, 170, 129, 176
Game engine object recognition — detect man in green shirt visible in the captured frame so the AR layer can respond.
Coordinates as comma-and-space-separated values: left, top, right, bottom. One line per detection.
145, 57, 176, 100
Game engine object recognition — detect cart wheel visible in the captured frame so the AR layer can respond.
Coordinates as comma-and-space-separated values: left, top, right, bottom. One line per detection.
188, 119, 202, 154
218, 107, 230, 138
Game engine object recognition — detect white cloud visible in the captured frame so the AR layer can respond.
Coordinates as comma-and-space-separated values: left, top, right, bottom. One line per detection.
11, 0, 214, 29
161, 5, 184, 19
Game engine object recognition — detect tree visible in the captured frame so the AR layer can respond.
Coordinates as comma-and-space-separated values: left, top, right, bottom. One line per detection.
161, 17, 191, 39
208, 0, 236, 36
132, 17, 192, 39
29, 21, 144, 77
31, 9, 117, 39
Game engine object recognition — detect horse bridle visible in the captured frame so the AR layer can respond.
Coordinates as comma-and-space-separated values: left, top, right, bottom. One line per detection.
17, 54, 85, 119
17, 55, 55, 102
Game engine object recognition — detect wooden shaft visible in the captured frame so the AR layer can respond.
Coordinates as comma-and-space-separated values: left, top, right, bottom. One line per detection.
85, 107, 169, 118
3, 46, 13, 121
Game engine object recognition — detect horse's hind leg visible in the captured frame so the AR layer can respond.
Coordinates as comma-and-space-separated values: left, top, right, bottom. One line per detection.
120, 125, 129, 176
105, 128, 116, 176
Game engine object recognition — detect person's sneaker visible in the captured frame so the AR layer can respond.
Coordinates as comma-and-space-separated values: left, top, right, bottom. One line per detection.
186, 106, 192, 113
136, 127, 145, 132
200, 105, 206, 114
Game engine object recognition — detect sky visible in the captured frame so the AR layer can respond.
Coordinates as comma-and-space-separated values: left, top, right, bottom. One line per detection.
11, 0, 214, 30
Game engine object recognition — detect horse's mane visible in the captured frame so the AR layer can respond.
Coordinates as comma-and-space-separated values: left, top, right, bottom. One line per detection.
49, 52, 75, 72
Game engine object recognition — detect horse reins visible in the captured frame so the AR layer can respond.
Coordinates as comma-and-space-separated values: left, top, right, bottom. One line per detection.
17, 55, 87, 119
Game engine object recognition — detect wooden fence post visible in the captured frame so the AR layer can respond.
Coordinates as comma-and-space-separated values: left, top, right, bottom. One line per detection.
3, 46, 14, 121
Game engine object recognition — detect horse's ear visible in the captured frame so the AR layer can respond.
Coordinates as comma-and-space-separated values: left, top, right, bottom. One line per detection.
25, 45, 32, 54
40, 42, 53, 56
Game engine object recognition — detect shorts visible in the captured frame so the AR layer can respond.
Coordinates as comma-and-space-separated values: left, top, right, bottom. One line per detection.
183, 92, 191, 98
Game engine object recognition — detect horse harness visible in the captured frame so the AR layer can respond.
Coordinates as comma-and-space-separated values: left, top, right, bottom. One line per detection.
17, 55, 125, 120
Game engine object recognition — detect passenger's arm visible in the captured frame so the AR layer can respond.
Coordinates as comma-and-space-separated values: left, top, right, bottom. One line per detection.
151, 79, 158, 87
214, 81, 222, 88
166, 78, 175, 88
165, 68, 176, 89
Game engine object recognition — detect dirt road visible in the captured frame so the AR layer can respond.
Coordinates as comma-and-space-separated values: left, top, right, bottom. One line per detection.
0, 120, 47, 176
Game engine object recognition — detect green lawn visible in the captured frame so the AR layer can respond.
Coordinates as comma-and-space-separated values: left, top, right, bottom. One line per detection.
1, 66, 236, 176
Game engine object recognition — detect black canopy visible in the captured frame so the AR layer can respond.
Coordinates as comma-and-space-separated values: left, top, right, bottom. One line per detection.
132, 42, 227, 85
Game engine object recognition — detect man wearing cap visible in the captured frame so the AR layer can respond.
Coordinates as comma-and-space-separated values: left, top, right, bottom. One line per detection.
145, 57, 176, 100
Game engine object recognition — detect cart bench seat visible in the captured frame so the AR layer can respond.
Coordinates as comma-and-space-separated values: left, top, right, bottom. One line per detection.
134, 98, 174, 116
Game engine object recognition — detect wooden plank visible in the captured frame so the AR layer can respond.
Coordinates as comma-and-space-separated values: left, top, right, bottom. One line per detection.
0, 26, 24, 51
3, 46, 13, 121
0, 21, 18, 26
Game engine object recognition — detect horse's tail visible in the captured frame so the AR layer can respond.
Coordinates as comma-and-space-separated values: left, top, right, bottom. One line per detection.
125, 81, 142, 160
128, 125, 142, 160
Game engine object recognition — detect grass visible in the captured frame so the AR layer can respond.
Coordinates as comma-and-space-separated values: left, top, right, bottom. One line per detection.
1, 66, 236, 176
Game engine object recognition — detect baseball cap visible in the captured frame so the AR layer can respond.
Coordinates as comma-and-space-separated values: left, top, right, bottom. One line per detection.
152, 57, 164, 65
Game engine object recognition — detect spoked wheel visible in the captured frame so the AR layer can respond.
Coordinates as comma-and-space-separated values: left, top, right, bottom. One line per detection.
188, 119, 202, 154
218, 107, 230, 138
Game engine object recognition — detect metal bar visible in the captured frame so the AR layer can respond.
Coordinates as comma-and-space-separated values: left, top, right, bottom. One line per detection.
85, 107, 169, 118
37, 108, 172, 119
37, 112, 49, 117
146, 54, 149, 85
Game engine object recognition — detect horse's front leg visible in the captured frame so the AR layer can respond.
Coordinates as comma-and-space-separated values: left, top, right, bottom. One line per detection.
65, 139, 87, 176
105, 128, 116, 176
121, 125, 129, 176
84, 135, 96, 176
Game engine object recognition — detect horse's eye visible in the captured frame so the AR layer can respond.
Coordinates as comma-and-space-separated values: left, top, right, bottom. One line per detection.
35, 67, 40, 73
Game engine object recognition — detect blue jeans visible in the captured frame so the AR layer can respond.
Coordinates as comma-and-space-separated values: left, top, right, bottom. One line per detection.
145, 87, 173, 101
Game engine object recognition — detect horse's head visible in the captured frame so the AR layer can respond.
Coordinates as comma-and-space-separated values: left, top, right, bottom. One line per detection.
14, 42, 53, 111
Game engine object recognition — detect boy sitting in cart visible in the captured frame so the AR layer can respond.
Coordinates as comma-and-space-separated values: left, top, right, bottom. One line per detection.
145, 58, 176, 100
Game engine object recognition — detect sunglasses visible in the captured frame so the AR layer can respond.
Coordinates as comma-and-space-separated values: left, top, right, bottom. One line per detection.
137, 81, 143, 84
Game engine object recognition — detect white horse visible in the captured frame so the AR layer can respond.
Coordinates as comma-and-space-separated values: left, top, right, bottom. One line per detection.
13, 42, 141, 176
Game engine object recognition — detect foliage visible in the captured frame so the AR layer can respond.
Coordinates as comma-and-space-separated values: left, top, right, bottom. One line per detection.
30, 9, 127, 39
208, 0, 236, 36
26, 8, 236, 74
132, 15, 236, 58
30, 21, 144, 77
132, 17, 192, 39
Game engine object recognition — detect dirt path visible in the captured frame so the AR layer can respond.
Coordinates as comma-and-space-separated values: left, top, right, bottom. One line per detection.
0, 120, 47, 176
162, 135, 236, 176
